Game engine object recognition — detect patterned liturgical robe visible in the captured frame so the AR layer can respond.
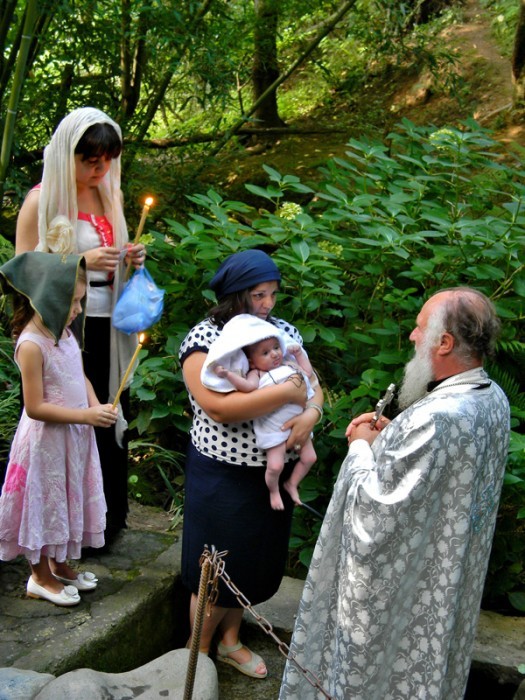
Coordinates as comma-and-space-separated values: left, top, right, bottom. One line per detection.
279, 368, 510, 700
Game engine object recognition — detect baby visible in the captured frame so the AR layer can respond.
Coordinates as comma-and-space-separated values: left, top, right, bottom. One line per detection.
213, 335, 317, 510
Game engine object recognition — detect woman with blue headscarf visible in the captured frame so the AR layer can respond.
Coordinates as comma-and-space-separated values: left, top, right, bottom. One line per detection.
179, 248, 324, 679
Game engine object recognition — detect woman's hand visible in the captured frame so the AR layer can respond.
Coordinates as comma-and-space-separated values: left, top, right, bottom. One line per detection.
283, 408, 317, 451
126, 243, 147, 269
281, 372, 308, 406
184, 352, 308, 424
284, 372, 324, 451
82, 246, 121, 272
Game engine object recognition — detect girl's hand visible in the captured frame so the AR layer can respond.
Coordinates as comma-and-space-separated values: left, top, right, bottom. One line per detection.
85, 404, 118, 428
126, 243, 146, 269
82, 246, 121, 272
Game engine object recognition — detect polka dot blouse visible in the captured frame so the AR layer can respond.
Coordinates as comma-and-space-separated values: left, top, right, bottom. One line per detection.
179, 316, 303, 467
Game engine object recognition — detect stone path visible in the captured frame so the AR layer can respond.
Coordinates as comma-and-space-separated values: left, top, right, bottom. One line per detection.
0, 502, 523, 698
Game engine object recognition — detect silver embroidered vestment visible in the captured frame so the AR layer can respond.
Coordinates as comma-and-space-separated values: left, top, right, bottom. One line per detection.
279, 368, 510, 700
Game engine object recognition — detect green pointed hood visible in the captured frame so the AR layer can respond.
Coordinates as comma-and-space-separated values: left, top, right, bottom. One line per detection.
0, 252, 86, 345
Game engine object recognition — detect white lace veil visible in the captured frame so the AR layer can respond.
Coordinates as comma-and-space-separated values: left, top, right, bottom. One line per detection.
36, 107, 127, 251
36, 107, 134, 443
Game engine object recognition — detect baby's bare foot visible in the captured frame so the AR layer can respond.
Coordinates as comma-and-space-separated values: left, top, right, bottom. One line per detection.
270, 491, 285, 510
283, 481, 301, 506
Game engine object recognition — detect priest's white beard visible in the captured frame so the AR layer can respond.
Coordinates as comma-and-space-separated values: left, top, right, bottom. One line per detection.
398, 335, 436, 410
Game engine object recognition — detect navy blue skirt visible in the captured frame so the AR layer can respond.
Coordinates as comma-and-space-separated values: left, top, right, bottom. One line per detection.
182, 442, 295, 607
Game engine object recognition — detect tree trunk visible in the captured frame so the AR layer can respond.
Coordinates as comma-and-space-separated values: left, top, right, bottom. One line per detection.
512, 0, 525, 106
119, 0, 148, 123
125, 0, 215, 164
204, 0, 358, 164
0, 0, 18, 92
0, 0, 39, 202
54, 63, 75, 128
411, 0, 457, 25
252, 0, 286, 128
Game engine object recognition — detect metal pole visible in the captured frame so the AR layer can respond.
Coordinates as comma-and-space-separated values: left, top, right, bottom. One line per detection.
183, 551, 212, 700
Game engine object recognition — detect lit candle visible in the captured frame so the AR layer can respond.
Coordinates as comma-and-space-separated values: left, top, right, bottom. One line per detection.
112, 333, 145, 409
125, 196, 154, 280
134, 196, 154, 244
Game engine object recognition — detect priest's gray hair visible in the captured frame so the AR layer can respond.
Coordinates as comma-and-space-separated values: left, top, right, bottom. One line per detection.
436, 287, 500, 363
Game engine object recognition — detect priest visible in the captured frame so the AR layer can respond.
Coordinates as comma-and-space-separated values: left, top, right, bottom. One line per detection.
279, 287, 510, 700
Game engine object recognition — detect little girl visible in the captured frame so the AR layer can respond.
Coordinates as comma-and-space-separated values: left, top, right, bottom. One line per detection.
0, 252, 117, 606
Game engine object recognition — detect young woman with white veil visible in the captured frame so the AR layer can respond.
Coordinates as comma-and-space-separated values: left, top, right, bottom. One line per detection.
16, 107, 145, 543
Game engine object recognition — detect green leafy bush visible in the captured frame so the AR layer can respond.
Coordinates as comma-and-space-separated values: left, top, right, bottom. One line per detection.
480, 0, 519, 57
1, 120, 522, 610
137, 118, 524, 610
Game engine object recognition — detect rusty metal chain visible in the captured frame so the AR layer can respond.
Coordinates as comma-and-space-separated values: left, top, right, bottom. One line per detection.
200, 545, 333, 700
200, 546, 225, 612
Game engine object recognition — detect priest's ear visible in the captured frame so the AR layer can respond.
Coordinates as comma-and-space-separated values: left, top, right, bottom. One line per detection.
437, 331, 455, 355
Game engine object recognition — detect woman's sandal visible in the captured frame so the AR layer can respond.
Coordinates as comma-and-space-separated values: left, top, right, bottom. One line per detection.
216, 640, 268, 679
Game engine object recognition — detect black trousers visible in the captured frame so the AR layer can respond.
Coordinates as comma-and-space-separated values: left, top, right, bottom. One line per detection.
82, 317, 129, 535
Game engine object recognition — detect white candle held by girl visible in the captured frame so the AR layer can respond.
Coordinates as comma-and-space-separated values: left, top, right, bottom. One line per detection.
125, 196, 154, 280
134, 196, 154, 244
112, 333, 145, 409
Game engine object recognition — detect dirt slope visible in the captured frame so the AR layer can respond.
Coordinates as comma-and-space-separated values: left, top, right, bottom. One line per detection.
201, 0, 524, 199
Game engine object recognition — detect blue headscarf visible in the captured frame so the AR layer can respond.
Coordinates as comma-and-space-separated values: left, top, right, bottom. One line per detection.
209, 249, 281, 299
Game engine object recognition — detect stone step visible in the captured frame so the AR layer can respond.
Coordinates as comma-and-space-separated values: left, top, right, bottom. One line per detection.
0, 509, 523, 698
0, 529, 184, 675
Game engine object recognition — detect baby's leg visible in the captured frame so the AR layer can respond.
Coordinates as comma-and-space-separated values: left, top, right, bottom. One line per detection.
265, 443, 287, 510
284, 439, 317, 505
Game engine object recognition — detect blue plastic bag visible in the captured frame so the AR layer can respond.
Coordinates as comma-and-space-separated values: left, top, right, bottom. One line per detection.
112, 266, 165, 335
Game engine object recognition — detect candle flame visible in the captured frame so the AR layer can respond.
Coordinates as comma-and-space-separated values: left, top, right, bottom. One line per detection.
139, 333, 145, 344
145, 196, 154, 207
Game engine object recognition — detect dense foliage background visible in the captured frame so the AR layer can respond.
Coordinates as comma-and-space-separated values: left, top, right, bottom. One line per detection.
121, 118, 525, 612
0, 0, 492, 209
0, 0, 523, 613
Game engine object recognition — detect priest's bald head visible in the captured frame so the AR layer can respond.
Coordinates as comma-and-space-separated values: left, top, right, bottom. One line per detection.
398, 288, 500, 410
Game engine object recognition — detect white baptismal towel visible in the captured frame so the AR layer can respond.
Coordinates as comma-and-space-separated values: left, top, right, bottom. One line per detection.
201, 314, 302, 392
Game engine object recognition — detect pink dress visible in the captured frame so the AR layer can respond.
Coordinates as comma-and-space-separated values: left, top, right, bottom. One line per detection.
0, 331, 106, 564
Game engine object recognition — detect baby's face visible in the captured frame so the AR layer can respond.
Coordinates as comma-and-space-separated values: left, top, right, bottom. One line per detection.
249, 337, 283, 371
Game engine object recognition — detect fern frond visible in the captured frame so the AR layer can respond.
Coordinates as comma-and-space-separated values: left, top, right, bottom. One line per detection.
497, 339, 525, 358
488, 363, 525, 411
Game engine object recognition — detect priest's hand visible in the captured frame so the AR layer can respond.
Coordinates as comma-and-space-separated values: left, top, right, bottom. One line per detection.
346, 412, 390, 445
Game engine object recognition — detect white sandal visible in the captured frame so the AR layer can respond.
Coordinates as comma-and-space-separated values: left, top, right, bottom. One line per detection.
217, 640, 268, 679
